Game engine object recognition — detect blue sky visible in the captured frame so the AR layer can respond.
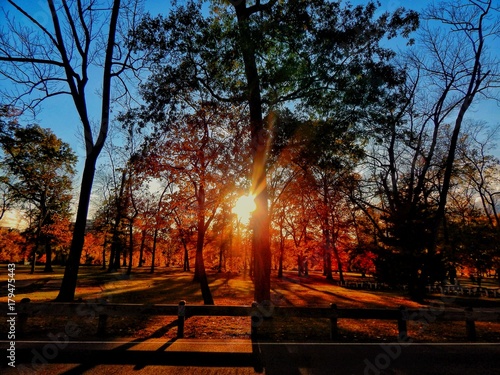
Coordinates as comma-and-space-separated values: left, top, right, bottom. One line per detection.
2, 0, 499, 161
36, 0, 500, 157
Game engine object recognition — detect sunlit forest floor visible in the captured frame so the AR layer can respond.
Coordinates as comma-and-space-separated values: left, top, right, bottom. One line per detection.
2, 265, 500, 343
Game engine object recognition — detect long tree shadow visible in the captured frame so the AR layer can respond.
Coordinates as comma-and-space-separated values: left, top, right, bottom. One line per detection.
59, 319, 181, 374
273, 275, 360, 306
54, 316, 261, 374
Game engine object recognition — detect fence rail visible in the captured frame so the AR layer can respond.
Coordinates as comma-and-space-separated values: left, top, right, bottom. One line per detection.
6, 300, 500, 341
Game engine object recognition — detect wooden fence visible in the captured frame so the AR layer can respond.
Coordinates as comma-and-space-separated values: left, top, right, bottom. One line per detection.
9, 299, 500, 341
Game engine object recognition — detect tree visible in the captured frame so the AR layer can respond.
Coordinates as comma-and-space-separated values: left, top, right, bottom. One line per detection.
148, 183, 173, 274
418, 0, 500, 247
0, 178, 12, 222
0, 0, 143, 300
268, 148, 303, 278
131, 0, 418, 301
134, 101, 248, 304
43, 214, 73, 265
296, 118, 364, 283
353, 0, 499, 301
0, 121, 76, 272
456, 122, 500, 231
0, 106, 17, 221
270, 169, 316, 278
92, 171, 119, 270
268, 111, 364, 282
450, 122, 500, 278
107, 169, 128, 272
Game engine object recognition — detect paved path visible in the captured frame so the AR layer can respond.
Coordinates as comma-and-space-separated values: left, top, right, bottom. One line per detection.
2, 339, 500, 374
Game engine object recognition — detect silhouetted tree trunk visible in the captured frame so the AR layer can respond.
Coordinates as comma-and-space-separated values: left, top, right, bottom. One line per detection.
332, 243, 344, 285
193, 185, 214, 305
122, 247, 127, 267
278, 223, 285, 279
53, 0, 132, 300
322, 181, 333, 281
331, 218, 344, 284
138, 229, 146, 267
150, 228, 158, 273
43, 239, 53, 273
108, 170, 127, 272
127, 220, 134, 275
182, 239, 190, 272
101, 230, 108, 270
30, 243, 37, 275
233, 1, 272, 303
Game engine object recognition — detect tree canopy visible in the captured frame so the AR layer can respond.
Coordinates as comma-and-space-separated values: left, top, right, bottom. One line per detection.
128, 0, 419, 302
0, 111, 76, 272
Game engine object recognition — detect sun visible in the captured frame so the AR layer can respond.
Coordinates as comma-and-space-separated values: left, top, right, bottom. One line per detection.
232, 195, 256, 223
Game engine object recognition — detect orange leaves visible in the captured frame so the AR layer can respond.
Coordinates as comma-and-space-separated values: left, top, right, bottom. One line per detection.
0, 227, 25, 262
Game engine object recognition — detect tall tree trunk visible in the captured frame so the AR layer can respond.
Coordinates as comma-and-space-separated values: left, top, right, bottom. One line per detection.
234, 2, 271, 303
182, 238, 190, 272
101, 231, 108, 270
138, 229, 146, 267
109, 170, 127, 272
150, 228, 158, 273
33, 197, 47, 274
30, 242, 37, 275
122, 247, 127, 267
331, 219, 344, 284
278, 224, 285, 279
111, 234, 122, 271
218, 244, 224, 273
43, 238, 53, 273
323, 227, 333, 281
108, 239, 116, 272
217, 224, 225, 273
127, 220, 134, 275
194, 228, 214, 305
56, 156, 98, 300
324, 246, 333, 280
322, 182, 333, 281
332, 242, 344, 285
55, 0, 121, 301
193, 185, 214, 305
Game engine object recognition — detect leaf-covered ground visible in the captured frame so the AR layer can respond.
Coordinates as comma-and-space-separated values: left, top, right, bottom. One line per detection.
2, 265, 500, 342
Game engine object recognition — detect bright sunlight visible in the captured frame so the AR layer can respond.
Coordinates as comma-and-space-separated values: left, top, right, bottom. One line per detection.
232, 195, 256, 223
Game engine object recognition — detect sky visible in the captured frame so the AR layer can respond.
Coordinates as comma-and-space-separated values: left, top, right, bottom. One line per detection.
0, 0, 499, 228
26, 0, 500, 154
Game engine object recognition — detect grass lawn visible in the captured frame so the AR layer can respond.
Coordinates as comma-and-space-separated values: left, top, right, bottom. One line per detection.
1, 265, 500, 343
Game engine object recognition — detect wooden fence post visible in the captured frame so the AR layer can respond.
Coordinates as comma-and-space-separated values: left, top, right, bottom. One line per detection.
398, 305, 408, 341
330, 303, 338, 340
177, 300, 186, 338
465, 307, 476, 341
